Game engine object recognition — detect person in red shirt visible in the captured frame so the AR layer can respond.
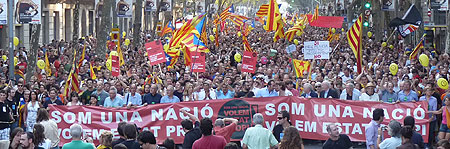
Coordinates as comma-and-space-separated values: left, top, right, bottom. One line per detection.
212, 118, 238, 143
192, 118, 227, 149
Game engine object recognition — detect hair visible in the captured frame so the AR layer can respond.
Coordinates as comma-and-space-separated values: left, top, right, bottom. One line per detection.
326, 124, 334, 133
100, 131, 113, 147
181, 119, 194, 130
24, 132, 34, 142
279, 126, 303, 149
388, 120, 402, 138
36, 108, 50, 123
372, 108, 385, 121
69, 124, 83, 139
117, 122, 127, 137
224, 142, 239, 149
303, 83, 313, 91
0, 90, 6, 95
137, 130, 156, 145
322, 81, 331, 88
279, 110, 291, 124
403, 116, 415, 127
400, 126, 414, 140
253, 113, 264, 125
162, 138, 175, 149
438, 140, 450, 149
200, 118, 213, 136
9, 127, 24, 143
33, 123, 45, 146
69, 92, 79, 102
346, 83, 355, 88
215, 119, 225, 127
29, 90, 38, 101
123, 124, 137, 139
113, 143, 128, 149
110, 86, 118, 94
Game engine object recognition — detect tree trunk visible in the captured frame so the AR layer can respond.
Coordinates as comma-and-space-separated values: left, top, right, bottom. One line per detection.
133, 0, 143, 49
113, 0, 118, 26
73, 1, 80, 42
373, 0, 383, 42
447, 3, 450, 53
25, 24, 40, 84
97, 0, 113, 59
346, 0, 360, 28
151, 0, 162, 40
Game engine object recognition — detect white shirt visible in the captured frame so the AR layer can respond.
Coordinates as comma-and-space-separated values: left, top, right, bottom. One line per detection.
360, 93, 380, 101
198, 89, 217, 100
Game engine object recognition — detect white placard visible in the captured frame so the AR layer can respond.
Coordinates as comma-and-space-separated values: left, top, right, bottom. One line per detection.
302, 41, 331, 59
116, 0, 132, 17
15, 0, 41, 24
0, 0, 7, 24
286, 44, 296, 54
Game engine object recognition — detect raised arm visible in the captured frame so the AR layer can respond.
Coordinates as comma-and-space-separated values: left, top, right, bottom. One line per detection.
181, 109, 199, 122
223, 118, 238, 124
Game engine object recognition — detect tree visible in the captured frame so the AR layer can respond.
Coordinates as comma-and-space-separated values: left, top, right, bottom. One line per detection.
73, 0, 80, 43
447, 2, 450, 53
25, 24, 40, 84
133, 0, 143, 49
97, 0, 113, 59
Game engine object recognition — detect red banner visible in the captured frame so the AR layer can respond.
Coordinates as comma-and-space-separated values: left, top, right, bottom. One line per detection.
241, 51, 257, 73
191, 51, 206, 72
49, 97, 429, 145
306, 15, 345, 28
145, 41, 166, 66
111, 55, 120, 77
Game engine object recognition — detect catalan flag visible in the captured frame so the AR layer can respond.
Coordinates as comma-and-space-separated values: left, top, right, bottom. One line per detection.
169, 15, 205, 50
292, 59, 310, 78
181, 15, 209, 53
229, 14, 249, 27
273, 21, 285, 42
117, 43, 125, 66
160, 21, 174, 37
64, 50, 77, 98
310, 5, 319, 23
214, 5, 233, 24
284, 22, 304, 41
326, 28, 334, 41
256, 4, 269, 17
165, 48, 180, 69
70, 63, 81, 93
89, 62, 97, 80
409, 34, 426, 60
182, 47, 192, 66
77, 44, 86, 68
263, 0, 282, 32
347, 14, 363, 74
14, 69, 24, 79
43, 48, 52, 76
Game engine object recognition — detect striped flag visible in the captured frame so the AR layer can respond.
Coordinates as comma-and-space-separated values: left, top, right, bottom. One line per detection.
182, 47, 192, 66
256, 4, 269, 17
70, 63, 81, 93
14, 69, 24, 79
310, 5, 319, 23
117, 42, 125, 66
229, 14, 249, 27
169, 15, 205, 50
284, 22, 304, 41
326, 28, 334, 41
89, 62, 97, 80
347, 14, 363, 74
181, 15, 209, 53
214, 5, 232, 24
77, 44, 86, 68
409, 34, 426, 60
273, 21, 285, 42
263, 0, 282, 32
165, 48, 180, 69
292, 59, 310, 77
160, 21, 174, 37
44, 49, 52, 76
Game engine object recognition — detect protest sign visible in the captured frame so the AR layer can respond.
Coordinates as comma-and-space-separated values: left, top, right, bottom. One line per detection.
145, 41, 166, 66
191, 51, 206, 72
303, 41, 331, 59
111, 55, 120, 77
50, 97, 429, 145
242, 51, 257, 73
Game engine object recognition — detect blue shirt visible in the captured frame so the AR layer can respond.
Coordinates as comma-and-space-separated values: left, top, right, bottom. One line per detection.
216, 90, 235, 99
365, 120, 380, 149
160, 95, 180, 103
255, 88, 278, 97
103, 96, 124, 108
397, 90, 418, 102
124, 93, 142, 105
419, 96, 437, 121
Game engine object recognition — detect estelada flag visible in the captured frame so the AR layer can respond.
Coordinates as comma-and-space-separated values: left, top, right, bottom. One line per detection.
292, 59, 310, 78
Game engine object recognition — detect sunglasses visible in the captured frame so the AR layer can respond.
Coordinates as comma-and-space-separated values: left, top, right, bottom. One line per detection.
277, 117, 283, 120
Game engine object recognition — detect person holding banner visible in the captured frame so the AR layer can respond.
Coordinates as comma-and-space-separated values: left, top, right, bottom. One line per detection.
319, 81, 339, 99
160, 85, 180, 103
255, 80, 278, 98
103, 87, 124, 108
301, 83, 318, 98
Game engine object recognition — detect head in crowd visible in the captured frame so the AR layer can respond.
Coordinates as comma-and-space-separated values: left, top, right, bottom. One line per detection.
123, 123, 137, 139
9, 127, 24, 148
69, 124, 83, 140
214, 118, 225, 128
137, 130, 157, 149
99, 131, 113, 148
200, 118, 213, 136
303, 83, 313, 93
326, 124, 339, 138
70, 92, 79, 103
113, 144, 128, 149
278, 110, 291, 126
109, 86, 118, 99
36, 108, 50, 123
162, 138, 175, 149
224, 142, 239, 149
181, 119, 194, 132
20, 132, 35, 149
388, 120, 402, 138
253, 113, 264, 125
321, 81, 331, 91
32, 123, 46, 147
0, 90, 6, 101
117, 121, 127, 138
403, 116, 415, 128
279, 126, 303, 149
400, 126, 414, 143
372, 108, 385, 123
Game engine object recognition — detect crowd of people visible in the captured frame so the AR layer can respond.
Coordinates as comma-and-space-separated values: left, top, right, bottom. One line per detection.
0, 11, 449, 148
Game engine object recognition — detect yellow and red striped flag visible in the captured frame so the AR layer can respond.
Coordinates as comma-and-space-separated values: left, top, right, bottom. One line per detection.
326, 28, 334, 41
409, 34, 426, 60
159, 21, 174, 37
263, 0, 282, 32
256, 4, 269, 17
44, 49, 52, 76
284, 22, 304, 41
273, 21, 285, 42
229, 14, 249, 27
347, 14, 363, 74
292, 59, 310, 78
89, 62, 97, 80
77, 44, 86, 68
310, 5, 319, 23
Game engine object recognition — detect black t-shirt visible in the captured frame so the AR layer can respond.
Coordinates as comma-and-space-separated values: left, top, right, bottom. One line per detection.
120, 140, 140, 149
111, 138, 126, 147
236, 91, 255, 98
182, 121, 202, 149
272, 124, 284, 142
6, 98, 19, 120
0, 101, 12, 129
174, 90, 183, 102
14, 91, 24, 102
43, 98, 64, 109
322, 134, 353, 149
